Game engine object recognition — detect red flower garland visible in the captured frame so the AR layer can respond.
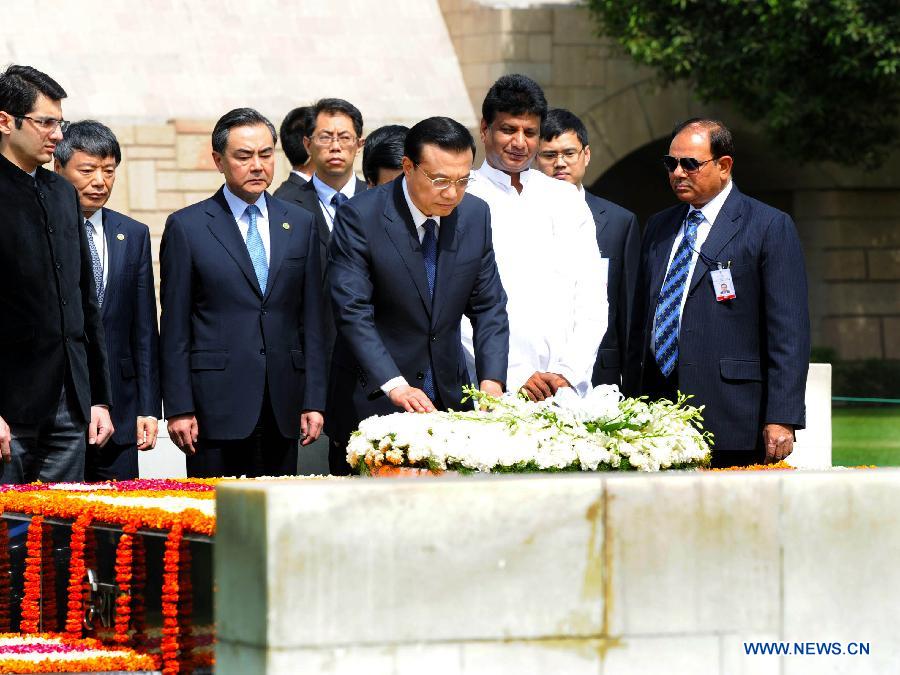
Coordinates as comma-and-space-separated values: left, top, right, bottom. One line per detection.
40, 524, 57, 632
20, 516, 44, 633
161, 523, 183, 675
130, 532, 147, 649
177, 537, 194, 668
0, 519, 10, 632
81, 527, 97, 637
64, 512, 91, 637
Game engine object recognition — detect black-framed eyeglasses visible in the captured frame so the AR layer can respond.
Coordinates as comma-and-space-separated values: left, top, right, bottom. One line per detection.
416, 165, 474, 190
15, 115, 70, 134
662, 155, 716, 173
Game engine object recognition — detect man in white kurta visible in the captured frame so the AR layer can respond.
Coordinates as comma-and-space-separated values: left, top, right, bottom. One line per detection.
462, 74, 607, 398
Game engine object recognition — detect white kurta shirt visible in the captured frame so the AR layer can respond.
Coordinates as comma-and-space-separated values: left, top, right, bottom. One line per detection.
462, 161, 608, 395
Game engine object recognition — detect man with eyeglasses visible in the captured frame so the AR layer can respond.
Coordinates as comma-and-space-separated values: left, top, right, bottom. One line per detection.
0, 65, 114, 483
462, 75, 607, 401
159, 108, 326, 478
535, 108, 640, 389
624, 118, 810, 468
325, 116, 509, 474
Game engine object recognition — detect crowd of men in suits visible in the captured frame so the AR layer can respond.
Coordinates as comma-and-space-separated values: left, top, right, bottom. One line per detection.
0, 64, 810, 483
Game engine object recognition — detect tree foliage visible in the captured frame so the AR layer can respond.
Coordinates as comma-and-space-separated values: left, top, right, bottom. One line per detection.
586, 0, 900, 167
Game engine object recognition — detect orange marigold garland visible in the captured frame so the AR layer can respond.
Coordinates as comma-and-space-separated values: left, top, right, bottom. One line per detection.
177, 537, 194, 668
64, 512, 91, 638
161, 523, 183, 675
20, 516, 44, 633
40, 524, 57, 632
130, 531, 147, 649
81, 526, 98, 636
0, 519, 10, 632
113, 522, 138, 645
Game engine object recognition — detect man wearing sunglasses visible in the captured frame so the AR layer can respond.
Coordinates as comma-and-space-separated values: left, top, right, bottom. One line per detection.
325, 117, 509, 474
624, 118, 810, 468
0, 65, 114, 483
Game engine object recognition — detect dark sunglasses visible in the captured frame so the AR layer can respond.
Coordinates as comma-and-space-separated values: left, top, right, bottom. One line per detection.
662, 155, 716, 173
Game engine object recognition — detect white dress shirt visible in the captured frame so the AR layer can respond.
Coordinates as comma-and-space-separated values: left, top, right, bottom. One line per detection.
381, 177, 442, 395
653, 180, 734, 349
222, 184, 271, 264
312, 173, 358, 232
84, 208, 109, 290
462, 161, 608, 396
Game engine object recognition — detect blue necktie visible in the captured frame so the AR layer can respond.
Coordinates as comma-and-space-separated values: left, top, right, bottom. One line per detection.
85, 220, 104, 306
653, 209, 704, 377
331, 192, 348, 212
244, 204, 268, 294
421, 218, 438, 402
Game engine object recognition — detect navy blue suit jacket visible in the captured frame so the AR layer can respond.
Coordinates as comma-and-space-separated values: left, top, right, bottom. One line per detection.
159, 188, 326, 440
99, 209, 161, 446
325, 178, 509, 446
585, 192, 640, 386
624, 185, 810, 452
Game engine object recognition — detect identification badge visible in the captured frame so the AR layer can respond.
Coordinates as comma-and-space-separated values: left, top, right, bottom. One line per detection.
711, 266, 736, 301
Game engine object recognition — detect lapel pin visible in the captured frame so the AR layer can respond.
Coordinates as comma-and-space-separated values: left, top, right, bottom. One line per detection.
116, 233, 125, 241
282, 222, 291, 230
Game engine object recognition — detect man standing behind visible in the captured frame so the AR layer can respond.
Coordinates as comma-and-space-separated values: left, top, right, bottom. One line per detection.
273, 106, 314, 199
535, 108, 639, 388
463, 75, 607, 400
362, 124, 408, 187
55, 120, 161, 480
327, 117, 509, 474
0, 65, 113, 482
624, 118, 809, 467
160, 108, 326, 477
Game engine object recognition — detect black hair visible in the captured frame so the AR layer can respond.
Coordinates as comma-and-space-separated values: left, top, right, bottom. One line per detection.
403, 117, 475, 165
279, 106, 314, 167
672, 118, 735, 159
481, 73, 548, 126
308, 98, 363, 138
362, 124, 409, 185
211, 108, 277, 154
55, 120, 121, 166
541, 108, 589, 147
0, 65, 67, 129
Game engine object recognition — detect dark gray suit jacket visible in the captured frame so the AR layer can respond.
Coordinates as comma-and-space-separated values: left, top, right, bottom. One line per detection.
272, 172, 308, 205
585, 192, 640, 387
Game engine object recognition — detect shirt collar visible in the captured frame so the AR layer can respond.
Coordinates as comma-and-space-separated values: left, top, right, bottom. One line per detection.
291, 169, 312, 181
476, 159, 532, 191
401, 177, 440, 228
222, 183, 267, 221
312, 173, 357, 207
691, 180, 733, 227
85, 208, 104, 230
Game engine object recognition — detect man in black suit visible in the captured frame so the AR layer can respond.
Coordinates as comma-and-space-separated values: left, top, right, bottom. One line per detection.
55, 121, 161, 481
160, 108, 326, 478
535, 108, 640, 387
624, 118, 810, 467
0, 65, 113, 483
272, 106, 314, 200
326, 117, 509, 474
362, 124, 408, 187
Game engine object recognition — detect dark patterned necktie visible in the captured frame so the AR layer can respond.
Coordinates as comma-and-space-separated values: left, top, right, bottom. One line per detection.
85, 219, 105, 306
331, 192, 348, 211
653, 209, 704, 377
421, 218, 438, 401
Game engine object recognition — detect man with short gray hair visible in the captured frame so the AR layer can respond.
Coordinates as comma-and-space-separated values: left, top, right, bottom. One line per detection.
55, 120, 161, 480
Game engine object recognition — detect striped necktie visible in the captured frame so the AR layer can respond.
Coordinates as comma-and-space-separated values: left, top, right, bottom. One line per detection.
244, 204, 268, 294
653, 209, 704, 377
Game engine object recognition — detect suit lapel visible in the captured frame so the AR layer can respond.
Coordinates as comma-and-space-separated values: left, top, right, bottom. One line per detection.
587, 195, 609, 240
101, 209, 123, 318
205, 190, 263, 297
299, 180, 331, 250
383, 180, 432, 315
264, 193, 292, 299
687, 187, 743, 295
431, 207, 460, 327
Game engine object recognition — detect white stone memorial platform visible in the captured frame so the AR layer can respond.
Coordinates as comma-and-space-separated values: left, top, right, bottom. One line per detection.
216, 466, 895, 674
